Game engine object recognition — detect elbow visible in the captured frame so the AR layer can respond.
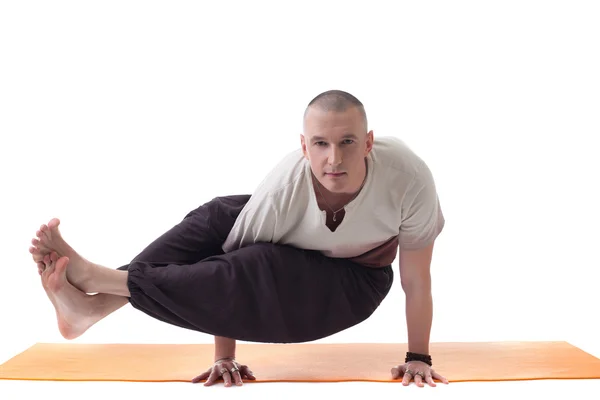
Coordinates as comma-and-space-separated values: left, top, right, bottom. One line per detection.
400, 274, 432, 296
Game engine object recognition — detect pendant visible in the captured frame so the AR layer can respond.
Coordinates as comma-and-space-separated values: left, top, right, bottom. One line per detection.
333, 212, 337, 222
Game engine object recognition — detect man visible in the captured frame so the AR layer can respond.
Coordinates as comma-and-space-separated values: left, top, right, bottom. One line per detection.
29, 90, 448, 388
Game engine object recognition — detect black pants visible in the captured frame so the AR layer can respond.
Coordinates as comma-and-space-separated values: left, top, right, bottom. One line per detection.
117, 195, 393, 343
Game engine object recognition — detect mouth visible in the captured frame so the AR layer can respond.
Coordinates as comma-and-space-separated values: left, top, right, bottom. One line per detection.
326, 172, 346, 177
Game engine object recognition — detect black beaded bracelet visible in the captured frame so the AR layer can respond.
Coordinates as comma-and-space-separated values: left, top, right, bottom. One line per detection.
405, 351, 432, 366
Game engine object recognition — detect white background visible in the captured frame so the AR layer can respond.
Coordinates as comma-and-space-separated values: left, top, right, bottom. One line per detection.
1, 1, 599, 398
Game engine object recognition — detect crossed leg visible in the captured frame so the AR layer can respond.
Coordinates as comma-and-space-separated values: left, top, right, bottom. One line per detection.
29, 195, 393, 344
30, 195, 249, 340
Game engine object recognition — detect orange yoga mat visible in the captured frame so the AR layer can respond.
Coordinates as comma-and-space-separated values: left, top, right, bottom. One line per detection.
1, 341, 600, 383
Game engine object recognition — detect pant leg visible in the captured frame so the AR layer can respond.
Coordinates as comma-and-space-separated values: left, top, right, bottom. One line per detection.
114, 194, 252, 330
127, 242, 394, 343
117, 194, 251, 270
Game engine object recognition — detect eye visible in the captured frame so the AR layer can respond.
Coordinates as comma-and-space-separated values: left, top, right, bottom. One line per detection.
315, 141, 327, 146
343, 139, 354, 144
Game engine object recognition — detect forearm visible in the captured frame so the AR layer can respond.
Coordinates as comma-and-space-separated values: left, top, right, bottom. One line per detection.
214, 336, 236, 361
404, 287, 433, 354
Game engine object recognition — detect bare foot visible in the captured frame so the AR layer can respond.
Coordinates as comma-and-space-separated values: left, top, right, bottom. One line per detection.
30, 218, 93, 292
41, 252, 100, 340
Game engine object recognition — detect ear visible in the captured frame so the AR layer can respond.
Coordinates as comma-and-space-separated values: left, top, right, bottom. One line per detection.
300, 134, 309, 159
364, 130, 374, 156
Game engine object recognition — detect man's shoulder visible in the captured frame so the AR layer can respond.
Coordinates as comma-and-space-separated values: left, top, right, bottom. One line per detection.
372, 136, 427, 179
251, 149, 309, 201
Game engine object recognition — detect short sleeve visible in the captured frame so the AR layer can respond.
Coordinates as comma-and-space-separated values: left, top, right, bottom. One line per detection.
221, 195, 278, 252
398, 161, 445, 250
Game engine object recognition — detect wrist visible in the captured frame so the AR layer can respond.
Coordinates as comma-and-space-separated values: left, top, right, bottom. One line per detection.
214, 336, 236, 361
405, 351, 432, 366
214, 356, 235, 363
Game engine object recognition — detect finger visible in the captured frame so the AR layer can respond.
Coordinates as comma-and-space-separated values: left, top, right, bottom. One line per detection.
425, 374, 437, 387
239, 365, 256, 380
390, 366, 401, 379
222, 371, 232, 387
192, 372, 210, 383
432, 370, 449, 384
402, 371, 412, 386
414, 374, 424, 387
191, 370, 210, 383
203, 368, 221, 386
231, 370, 243, 386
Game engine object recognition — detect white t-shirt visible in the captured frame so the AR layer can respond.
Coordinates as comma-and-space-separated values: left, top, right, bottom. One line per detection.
222, 136, 445, 258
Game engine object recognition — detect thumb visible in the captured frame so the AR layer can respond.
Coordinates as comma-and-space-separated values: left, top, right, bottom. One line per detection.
191, 371, 209, 383
391, 366, 401, 379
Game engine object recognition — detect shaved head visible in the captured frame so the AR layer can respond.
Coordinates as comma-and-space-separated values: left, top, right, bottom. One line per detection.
303, 90, 368, 131
300, 89, 374, 199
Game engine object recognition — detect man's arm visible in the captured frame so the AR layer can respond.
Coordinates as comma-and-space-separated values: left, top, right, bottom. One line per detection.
399, 241, 435, 355
214, 336, 236, 361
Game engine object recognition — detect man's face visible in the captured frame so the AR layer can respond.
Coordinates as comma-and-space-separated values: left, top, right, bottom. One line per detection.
301, 106, 373, 195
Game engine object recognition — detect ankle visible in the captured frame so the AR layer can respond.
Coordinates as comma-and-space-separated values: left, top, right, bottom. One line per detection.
78, 261, 97, 293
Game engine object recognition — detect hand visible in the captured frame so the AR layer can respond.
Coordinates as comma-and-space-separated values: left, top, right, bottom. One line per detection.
191, 358, 256, 387
391, 360, 449, 387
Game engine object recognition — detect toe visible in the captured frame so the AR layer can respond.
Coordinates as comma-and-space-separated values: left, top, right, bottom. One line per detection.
42, 256, 52, 276
32, 238, 49, 251
48, 218, 61, 233
30, 244, 44, 255
40, 225, 51, 241
34, 234, 45, 245
37, 230, 51, 246
30, 248, 44, 263
54, 256, 69, 274
43, 226, 53, 242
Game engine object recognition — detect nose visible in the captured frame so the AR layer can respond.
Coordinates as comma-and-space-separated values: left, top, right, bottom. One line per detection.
328, 146, 342, 166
